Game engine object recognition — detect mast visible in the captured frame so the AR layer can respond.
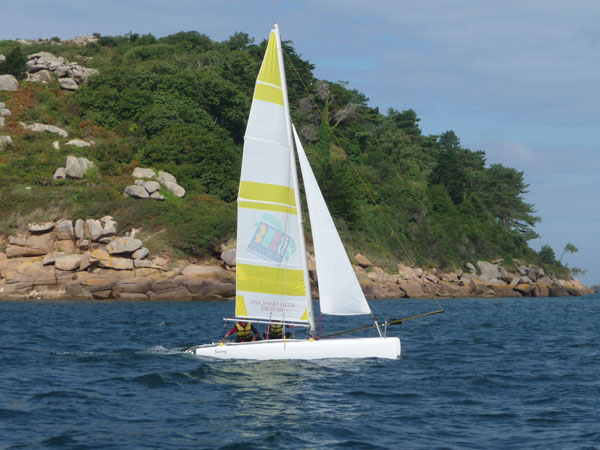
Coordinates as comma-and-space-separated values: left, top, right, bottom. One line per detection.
274, 24, 315, 331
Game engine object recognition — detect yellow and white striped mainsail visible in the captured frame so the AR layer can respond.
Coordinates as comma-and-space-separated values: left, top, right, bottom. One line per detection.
235, 25, 313, 326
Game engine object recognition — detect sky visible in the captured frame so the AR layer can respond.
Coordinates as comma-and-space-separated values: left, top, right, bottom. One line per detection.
2, 1, 598, 285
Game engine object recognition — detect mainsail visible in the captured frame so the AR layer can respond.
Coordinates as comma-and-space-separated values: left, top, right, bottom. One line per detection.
235, 26, 312, 325
293, 127, 372, 316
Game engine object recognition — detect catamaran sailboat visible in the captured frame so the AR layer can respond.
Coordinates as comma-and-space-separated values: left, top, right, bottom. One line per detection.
187, 25, 401, 360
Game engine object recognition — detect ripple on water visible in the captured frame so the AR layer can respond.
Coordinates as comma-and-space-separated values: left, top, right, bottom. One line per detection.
41, 433, 78, 446
31, 390, 90, 402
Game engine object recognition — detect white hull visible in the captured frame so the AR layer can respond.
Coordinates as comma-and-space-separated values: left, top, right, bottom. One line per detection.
186, 337, 401, 360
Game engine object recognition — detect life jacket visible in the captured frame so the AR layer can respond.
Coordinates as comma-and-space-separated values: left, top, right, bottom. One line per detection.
269, 323, 283, 339
236, 322, 252, 341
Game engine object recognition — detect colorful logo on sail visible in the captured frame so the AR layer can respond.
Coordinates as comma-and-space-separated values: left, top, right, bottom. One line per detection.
248, 220, 293, 263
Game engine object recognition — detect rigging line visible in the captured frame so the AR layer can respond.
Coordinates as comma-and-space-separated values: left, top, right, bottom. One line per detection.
320, 308, 445, 339
283, 51, 416, 267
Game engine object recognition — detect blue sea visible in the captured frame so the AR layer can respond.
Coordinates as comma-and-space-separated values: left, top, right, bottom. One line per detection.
1, 295, 599, 449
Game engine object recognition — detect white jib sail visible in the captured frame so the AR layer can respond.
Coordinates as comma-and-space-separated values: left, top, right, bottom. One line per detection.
293, 126, 372, 316
235, 27, 311, 324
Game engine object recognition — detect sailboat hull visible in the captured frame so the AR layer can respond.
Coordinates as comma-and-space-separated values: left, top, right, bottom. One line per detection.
186, 337, 401, 360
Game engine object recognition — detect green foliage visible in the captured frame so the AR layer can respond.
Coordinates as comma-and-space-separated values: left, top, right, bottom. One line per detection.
140, 121, 240, 201
161, 31, 214, 52
428, 131, 486, 204
0, 46, 28, 79
74, 61, 250, 143
476, 164, 540, 239
164, 199, 236, 256
84, 165, 99, 181
569, 266, 587, 277
315, 159, 360, 227
385, 108, 422, 137
0, 30, 554, 267
559, 242, 578, 263
317, 101, 331, 163
539, 244, 557, 264
224, 32, 254, 51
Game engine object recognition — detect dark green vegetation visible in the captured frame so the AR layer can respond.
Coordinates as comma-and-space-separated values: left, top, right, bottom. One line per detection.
0, 45, 28, 79
0, 31, 573, 276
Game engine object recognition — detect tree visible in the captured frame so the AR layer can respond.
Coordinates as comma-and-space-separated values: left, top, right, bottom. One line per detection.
477, 164, 540, 239
539, 244, 556, 264
429, 148, 466, 204
315, 159, 360, 228
428, 134, 485, 205
141, 121, 240, 201
559, 242, 578, 263
438, 130, 461, 150
0, 46, 27, 80
385, 108, 421, 137
224, 32, 253, 50
569, 266, 587, 277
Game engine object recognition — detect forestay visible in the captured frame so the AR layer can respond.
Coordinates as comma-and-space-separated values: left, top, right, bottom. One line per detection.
235, 27, 311, 324
293, 127, 372, 316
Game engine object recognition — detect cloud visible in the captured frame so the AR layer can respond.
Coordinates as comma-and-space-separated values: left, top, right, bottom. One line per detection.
474, 139, 537, 167
309, 0, 600, 126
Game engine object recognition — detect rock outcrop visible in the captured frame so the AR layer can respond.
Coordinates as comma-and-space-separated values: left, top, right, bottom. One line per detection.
65, 139, 92, 148
355, 253, 372, 268
29, 222, 56, 233
14, 35, 98, 47
221, 248, 236, 267
0, 218, 235, 300
124, 184, 151, 199
132, 168, 156, 179
53, 156, 95, 180
25, 51, 98, 90
6, 234, 54, 257
0, 75, 19, 92
21, 122, 68, 137
0, 222, 594, 301
66, 35, 99, 46
123, 168, 185, 200
158, 171, 186, 198
0, 136, 13, 148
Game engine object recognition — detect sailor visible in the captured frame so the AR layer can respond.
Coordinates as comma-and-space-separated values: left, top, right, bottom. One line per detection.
264, 321, 290, 340
221, 321, 260, 343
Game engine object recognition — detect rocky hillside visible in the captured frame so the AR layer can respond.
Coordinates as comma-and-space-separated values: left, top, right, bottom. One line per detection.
0, 33, 592, 300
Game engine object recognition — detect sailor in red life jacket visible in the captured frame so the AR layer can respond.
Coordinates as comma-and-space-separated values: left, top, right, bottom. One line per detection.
221, 321, 261, 343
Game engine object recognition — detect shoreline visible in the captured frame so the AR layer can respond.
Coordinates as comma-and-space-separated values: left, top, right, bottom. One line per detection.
0, 292, 597, 302
1, 220, 594, 302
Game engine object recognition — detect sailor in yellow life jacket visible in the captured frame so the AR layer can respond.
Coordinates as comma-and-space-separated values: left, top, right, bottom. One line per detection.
264, 321, 291, 340
222, 321, 260, 343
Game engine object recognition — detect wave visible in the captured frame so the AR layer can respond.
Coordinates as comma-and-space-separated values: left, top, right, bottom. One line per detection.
138, 345, 187, 355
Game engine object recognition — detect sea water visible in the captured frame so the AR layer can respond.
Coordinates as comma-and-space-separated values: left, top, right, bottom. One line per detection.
1, 296, 599, 449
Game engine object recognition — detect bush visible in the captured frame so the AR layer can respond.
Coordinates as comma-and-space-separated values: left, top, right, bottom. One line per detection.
0, 46, 28, 79
539, 244, 556, 264
140, 121, 240, 201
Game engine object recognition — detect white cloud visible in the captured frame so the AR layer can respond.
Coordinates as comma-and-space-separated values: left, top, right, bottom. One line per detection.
476, 139, 537, 167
